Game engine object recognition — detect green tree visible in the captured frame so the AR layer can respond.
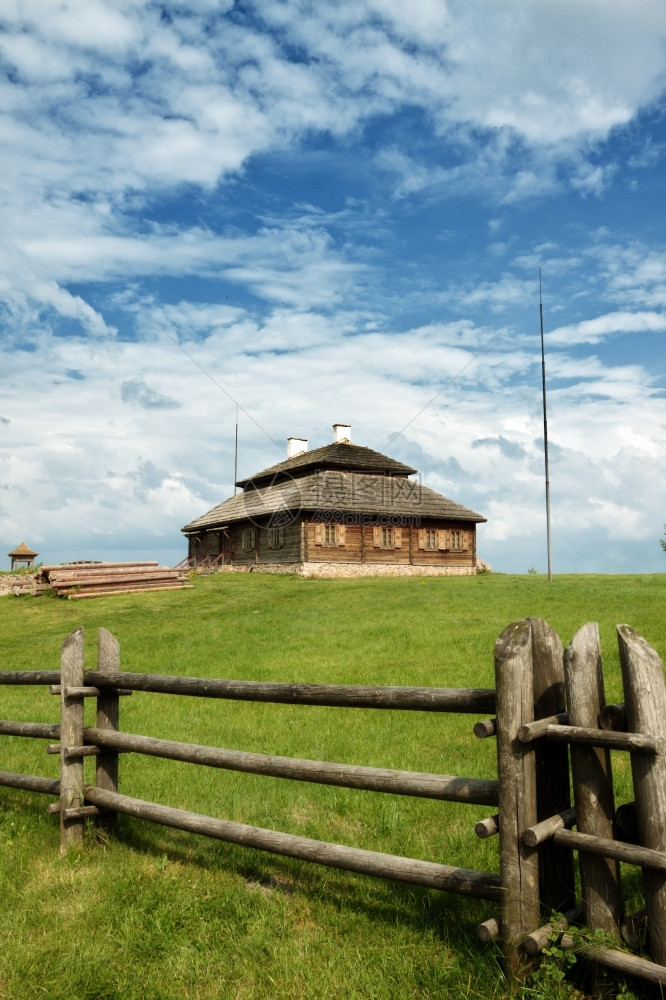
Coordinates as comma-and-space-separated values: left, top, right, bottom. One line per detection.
662, 524, 666, 552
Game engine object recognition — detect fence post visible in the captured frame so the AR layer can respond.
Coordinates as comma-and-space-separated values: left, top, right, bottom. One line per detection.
95, 628, 120, 835
495, 620, 539, 977
617, 624, 666, 965
563, 622, 622, 939
59, 627, 85, 854
529, 618, 575, 913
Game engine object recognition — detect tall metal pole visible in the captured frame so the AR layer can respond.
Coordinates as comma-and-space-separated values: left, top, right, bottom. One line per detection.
234, 405, 239, 495
540, 269, 553, 581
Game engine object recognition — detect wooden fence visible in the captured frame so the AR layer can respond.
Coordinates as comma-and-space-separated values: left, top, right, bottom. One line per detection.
1, 618, 665, 988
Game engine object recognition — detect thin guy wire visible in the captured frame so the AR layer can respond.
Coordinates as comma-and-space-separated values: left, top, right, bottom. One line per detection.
136, 302, 282, 451
384, 293, 539, 448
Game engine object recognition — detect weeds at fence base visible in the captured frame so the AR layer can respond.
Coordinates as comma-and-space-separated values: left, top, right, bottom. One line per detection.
522, 919, 643, 1000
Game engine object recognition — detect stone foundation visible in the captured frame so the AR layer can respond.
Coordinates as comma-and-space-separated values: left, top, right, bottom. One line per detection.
0, 574, 31, 596
211, 562, 477, 578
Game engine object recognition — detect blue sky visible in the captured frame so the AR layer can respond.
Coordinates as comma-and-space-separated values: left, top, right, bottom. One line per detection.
1, 0, 665, 574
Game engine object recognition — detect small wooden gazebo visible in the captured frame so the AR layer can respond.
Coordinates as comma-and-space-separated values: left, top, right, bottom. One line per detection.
8, 541, 39, 571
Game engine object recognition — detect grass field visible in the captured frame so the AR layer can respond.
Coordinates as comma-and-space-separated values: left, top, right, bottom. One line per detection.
0, 572, 664, 1000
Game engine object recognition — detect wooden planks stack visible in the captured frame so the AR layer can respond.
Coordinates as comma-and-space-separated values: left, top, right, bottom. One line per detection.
30, 561, 192, 600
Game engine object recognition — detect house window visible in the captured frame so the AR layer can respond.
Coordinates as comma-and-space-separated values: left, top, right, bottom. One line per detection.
242, 528, 255, 551
268, 526, 284, 549
418, 528, 468, 551
314, 523, 346, 547
372, 526, 402, 549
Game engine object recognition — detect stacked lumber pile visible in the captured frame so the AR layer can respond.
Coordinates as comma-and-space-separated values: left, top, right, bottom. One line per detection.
25, 561, 192, 600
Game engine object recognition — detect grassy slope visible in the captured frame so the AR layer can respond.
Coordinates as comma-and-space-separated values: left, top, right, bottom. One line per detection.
0, 572, 664, 1000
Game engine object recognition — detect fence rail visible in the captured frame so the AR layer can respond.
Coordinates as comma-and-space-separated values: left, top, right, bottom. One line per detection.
79, 726, 499, 804
83, 670, 497, 712
83, 784, 502, 901
1, 618, 666, 990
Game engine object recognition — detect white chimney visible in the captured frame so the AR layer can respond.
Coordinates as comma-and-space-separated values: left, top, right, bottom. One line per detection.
333, 423, 351, 443
287, 437, 308, 458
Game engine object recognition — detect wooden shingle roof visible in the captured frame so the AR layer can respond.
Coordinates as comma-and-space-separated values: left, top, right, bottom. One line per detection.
8, 541, 38, 557
235, 442, 416, 489
183, 470, 486, 532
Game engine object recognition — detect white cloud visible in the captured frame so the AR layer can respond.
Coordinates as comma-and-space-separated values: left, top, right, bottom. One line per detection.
590, 243, 666, 309
3, 288, 663, 567
549, 310, 666, 346
0, 2, 664, 574
454, 276, 537, 313
120, 377, 180, 410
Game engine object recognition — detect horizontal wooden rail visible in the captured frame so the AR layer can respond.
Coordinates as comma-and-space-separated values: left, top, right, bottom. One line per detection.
0, 771, 60, 795
0, 671, 61, 686
82, 727, 499, 805
0, 721, 61, 740
474, 815, 499, 839
473, 719, 496, 738
83, 671, 497, 713
476, 917, 500, 942
545, 724, 662, 753
517, 712, 568, 742
522, 807, 576, 848
578, 945, 666, 985
554, 829, 666, 872
83, 785, 501, 900
50, 685, 133, 698
522, 904, 584, 956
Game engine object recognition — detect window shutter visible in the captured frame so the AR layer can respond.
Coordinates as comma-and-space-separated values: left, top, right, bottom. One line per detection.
418, 528, 425, 550
437, 529, 448, 550
462, 530, 469, 551
250, 529, 256, 549
373, 526, 381, 547
394, 527, 402, 548
337, 524, 346, 546
314, 523, 324, 546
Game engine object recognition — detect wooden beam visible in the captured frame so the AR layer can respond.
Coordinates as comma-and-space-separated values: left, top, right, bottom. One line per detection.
95, 628, 120, 835
82, 727, 499, 805
0, 771, 59, 795
0, 671, 61, 686
59, 628, 85, 854
618, 624, 666, 964
564, 622, 621, 940
83, 785, 501, 901
0, 721, 60, 740
83, 671, 496, 713
530, 618, 574, 913
495, 619, 539, 977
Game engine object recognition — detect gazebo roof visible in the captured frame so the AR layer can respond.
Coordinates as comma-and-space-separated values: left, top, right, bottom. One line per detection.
8, 541, 39, 558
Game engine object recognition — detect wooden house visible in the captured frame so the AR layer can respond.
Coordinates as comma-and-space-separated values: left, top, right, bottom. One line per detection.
181, 425, 486, 577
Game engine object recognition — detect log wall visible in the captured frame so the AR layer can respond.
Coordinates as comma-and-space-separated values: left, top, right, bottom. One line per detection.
219, 521, 303, 566
192, 519, 478, 572
305, 520, 477, 569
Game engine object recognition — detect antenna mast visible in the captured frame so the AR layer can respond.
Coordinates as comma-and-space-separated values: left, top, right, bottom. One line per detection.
539, 269, 553, 581
234, 404, 239, 495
